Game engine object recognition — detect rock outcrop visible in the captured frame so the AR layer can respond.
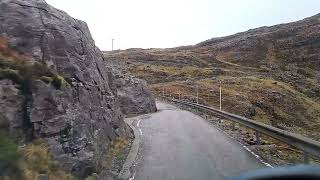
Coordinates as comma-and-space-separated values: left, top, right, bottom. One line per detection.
0, 79, 25, 133
115, 75, 157, 115
0, 0, 133, 177
103, 53, 157, 116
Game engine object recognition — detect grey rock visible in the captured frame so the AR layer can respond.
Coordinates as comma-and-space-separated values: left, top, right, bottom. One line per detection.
244, 106, 256, 118
0, 79, 24, 132
0, 0, 131, 177
103, 53, 157, 116
115, 76, 157, 115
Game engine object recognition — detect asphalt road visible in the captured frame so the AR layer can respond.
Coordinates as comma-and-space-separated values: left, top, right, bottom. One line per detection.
133, 101, 265, 180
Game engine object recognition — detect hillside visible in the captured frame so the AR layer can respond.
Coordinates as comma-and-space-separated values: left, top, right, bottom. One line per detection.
103, 13, 320, 141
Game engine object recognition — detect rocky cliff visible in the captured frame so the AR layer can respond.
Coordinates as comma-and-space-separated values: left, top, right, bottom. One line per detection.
0, 0, 155, 178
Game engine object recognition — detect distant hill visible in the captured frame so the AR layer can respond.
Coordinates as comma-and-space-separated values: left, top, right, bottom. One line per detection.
103, 13, 320, 142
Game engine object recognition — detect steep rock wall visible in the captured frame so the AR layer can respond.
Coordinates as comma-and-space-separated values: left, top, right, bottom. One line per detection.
0, 0, 131, 177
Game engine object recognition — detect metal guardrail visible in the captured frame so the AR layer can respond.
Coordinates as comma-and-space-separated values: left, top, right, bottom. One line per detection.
162, 96, 320, 162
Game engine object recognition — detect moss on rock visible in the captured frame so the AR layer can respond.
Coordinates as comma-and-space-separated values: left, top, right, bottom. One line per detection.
40, 76, 53, 84
52, 75, 69, 89
0, 68, 22, 84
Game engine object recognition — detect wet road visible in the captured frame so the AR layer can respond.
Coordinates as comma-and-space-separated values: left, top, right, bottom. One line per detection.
134, 102, 264, 180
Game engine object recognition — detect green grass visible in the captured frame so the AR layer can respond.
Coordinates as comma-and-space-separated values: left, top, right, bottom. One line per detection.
0, 68, 22, 83
52, 75, 69, 89
40, 76, 53, 84
0, 113, 75, 180
0, 113, 21, 178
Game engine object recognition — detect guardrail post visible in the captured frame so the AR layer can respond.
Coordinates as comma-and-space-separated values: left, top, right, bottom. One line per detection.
255, 131, 261, 145
232, 122, 236, 131
219, 81, 222, 111
196, 85, 199, 104
162, 86, 165, 97
304, 152, 310, 164
179, 90, 181, 101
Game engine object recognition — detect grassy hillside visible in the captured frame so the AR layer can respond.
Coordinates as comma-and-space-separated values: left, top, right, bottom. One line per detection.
103, 14, 320, 141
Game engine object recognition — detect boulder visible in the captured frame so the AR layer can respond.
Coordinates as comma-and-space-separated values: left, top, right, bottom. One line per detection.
115, 76, 157, 115
103, 53, 157, 116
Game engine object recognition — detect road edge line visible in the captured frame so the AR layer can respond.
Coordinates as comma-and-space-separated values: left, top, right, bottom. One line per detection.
166, 100, 274, 168
118, 118, 141, 179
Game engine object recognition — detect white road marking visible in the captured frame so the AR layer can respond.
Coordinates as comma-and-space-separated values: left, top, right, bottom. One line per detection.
204, 117, 274, 168
137, 119, 143, 136
242, 145, 273, 168
129, 171, 136, 180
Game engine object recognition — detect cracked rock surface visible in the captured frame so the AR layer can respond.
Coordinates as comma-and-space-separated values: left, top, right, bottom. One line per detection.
104, 55, 157, 116
0, 0, 132, 178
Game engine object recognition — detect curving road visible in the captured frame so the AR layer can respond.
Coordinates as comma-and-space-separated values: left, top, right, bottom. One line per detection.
132, 102, 265, 180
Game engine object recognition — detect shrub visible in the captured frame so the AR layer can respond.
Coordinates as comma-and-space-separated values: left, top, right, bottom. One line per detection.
0, 113, 21, 179
0, 44, 71, 91
85, 174, 99, 180
101, 137, 129, 169
20, 141, 75, 180
0, 113, 9, 130
52, 75, 69, 89
0, 114, 74, 179
29, 62, 54, 78
0, 134, 21, 177
64, 76, 73, 85
0, 37, 26, 64
0, 68, 22, 84
259, 65, 271, 73
40, 76, 53, 84
0, 54, 13, 68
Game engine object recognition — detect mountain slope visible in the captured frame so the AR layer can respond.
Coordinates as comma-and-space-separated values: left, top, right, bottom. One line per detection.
103, 13, 320, 141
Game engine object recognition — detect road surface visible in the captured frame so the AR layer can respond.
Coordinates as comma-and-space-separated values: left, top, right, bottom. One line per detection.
133, 101, 265, 180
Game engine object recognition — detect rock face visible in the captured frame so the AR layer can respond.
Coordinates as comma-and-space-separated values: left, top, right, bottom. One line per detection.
0, 79, 25, 132
103, 55, 157, 116
115, 75, 157, 115
0, 0, 131, 177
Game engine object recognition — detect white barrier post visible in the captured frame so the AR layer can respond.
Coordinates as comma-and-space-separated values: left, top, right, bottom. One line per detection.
196, 85, 199, 104
219, 81, 222, 110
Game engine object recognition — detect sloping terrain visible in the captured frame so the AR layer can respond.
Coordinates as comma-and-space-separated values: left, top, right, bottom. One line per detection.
103, 13, 320, 141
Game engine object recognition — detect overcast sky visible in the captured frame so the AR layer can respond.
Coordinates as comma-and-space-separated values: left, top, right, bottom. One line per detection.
46, 0, 320, 51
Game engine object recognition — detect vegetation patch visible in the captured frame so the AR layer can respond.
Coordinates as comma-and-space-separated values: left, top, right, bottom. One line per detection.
0, 114, 21, 179
20, 141, 75, 180
52, 75, 69, 89
0, 113, 74, 179
151, 76, 320, 141
0, 38, 70, 90
40, 76, 53, 84
0, 68, 22, 83
102, 137, 129, 168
